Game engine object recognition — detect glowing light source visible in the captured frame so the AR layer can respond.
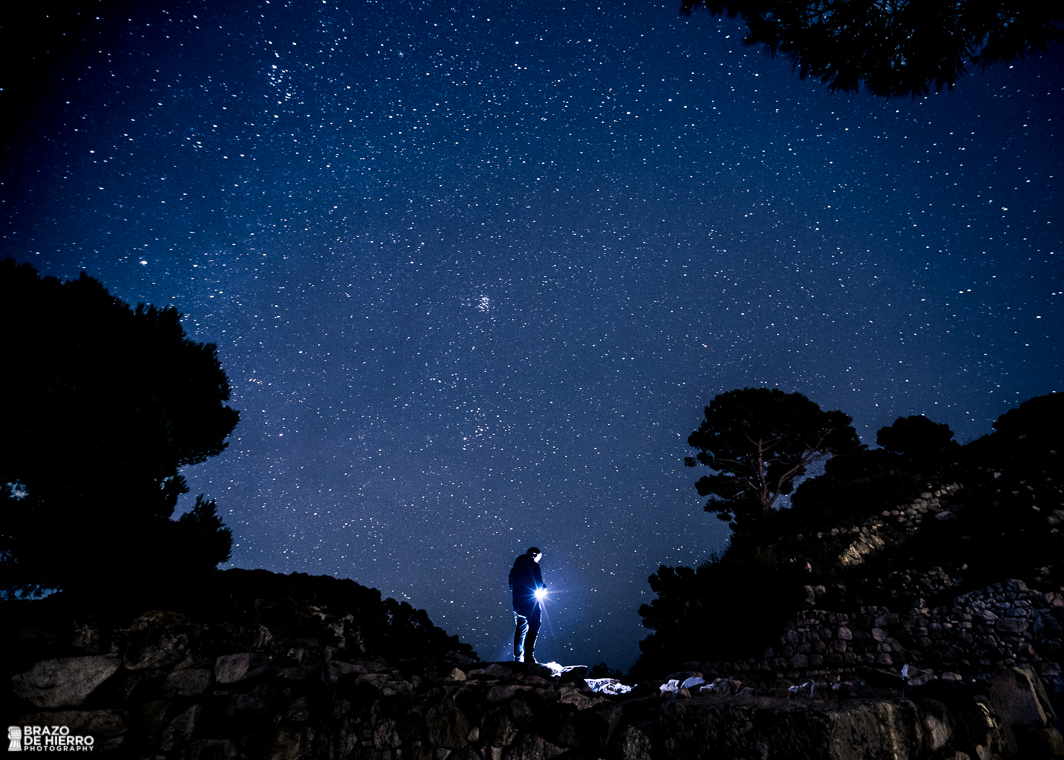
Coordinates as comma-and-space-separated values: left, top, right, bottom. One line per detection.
534, 588, 547, 602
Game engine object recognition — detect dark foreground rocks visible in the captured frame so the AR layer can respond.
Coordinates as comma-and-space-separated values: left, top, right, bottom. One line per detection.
6, 650, 1063, 759
3, 571, 1063, 759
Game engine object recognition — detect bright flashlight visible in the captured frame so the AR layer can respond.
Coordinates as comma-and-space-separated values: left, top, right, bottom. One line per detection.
534, 588, 547, 602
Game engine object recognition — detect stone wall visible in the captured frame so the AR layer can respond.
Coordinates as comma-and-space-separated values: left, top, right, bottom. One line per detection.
698, 579, 1064, 689
6, 603, 1064, 759
684, 478, 1064, 699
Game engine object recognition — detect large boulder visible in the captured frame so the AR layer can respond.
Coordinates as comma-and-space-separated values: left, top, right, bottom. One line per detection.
10, 655, 120, 708
214, 653, 269, 684
121, 610, 191, 670
992, 668, 1064, 759
425, 696, 471, 749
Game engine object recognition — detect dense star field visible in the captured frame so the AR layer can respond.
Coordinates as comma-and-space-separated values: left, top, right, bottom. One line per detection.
2, 0, 1061, 671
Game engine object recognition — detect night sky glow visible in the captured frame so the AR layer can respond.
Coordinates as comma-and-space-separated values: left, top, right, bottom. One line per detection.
2, 1, 1061, 671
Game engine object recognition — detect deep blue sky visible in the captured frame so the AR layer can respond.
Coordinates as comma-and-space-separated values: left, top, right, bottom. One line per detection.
3, 0, 1061, 671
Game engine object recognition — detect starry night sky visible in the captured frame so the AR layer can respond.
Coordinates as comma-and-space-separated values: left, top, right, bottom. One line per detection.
2, 0, 1061, 671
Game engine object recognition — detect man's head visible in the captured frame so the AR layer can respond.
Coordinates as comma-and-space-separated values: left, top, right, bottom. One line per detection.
527, 547, 543, 563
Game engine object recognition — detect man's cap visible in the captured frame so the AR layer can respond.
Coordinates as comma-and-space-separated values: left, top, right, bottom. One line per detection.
527, 547, 542, 556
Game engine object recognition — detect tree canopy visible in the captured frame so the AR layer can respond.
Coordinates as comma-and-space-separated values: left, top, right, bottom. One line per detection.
685, 387, 860, 529
991, 392, 1064, 441
876, 414, 957, 458
0, 259, 239, 599
681, 0, 1064, 98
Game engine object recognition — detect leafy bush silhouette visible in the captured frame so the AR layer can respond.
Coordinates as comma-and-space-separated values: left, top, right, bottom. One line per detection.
634, 548, 803, 676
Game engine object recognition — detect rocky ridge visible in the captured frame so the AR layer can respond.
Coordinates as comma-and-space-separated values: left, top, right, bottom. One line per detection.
4, 570, 1064, 759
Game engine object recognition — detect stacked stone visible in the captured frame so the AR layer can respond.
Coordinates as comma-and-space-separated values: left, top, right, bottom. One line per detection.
790, 483, 966, 572
697, 580, 1064, 691
936, 581, 1064, 675
742, 475, 1061, 687
706, 607, 908, 683
8, 613, 1064, 760
866, 483, 963, 532
6, 607, 613, 759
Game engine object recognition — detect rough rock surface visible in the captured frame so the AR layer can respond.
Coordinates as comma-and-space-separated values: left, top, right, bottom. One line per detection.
10, 655, 120, 708
696, 579, 1064, 686
4, 572, 1063, 759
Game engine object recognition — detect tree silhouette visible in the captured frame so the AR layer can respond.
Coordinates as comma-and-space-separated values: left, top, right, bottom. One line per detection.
685, 387, 859, 529
0, 260, 239, 599
680, 0, 1064, 98
991, 392, 1064, 443
876, 414, 957, 458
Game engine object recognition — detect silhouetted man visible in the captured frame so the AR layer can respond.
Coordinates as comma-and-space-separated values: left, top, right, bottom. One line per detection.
509, 547, 545, 664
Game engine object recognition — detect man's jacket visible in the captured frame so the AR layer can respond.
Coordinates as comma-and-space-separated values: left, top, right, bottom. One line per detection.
509, 554, 544, 612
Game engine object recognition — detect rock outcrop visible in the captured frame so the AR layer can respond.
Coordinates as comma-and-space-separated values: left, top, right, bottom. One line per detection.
4, 571, 1063, 759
